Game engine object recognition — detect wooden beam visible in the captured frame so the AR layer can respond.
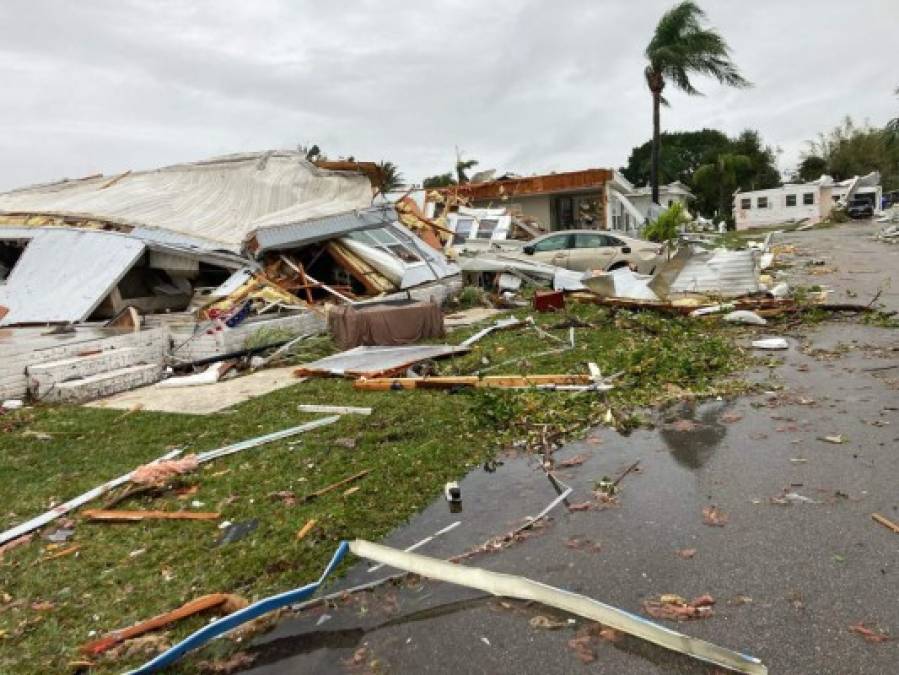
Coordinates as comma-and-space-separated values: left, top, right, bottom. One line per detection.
80, 593, 234, 655
83, 510, 220, 522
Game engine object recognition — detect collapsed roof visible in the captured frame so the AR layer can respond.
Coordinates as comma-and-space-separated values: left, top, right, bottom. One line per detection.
0, 151, 373, 251
0, 151, 460, 327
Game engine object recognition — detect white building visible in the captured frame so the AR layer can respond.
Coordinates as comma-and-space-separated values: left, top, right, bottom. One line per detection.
734, 173, 881, 230
608, 174, 694, 233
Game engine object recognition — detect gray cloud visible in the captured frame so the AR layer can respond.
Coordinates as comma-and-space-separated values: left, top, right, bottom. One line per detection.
0, 0, 896, 190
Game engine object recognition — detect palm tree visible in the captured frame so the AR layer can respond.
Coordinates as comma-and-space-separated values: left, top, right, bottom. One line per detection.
692, 153, 752, 224
455, 148, 479, 184
376, 161, 404, 194
645, 2, 751, 204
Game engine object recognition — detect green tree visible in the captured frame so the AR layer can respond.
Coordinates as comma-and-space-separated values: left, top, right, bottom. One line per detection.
620, 129, 730, 186
729, 130, 780, 190
692, 153, 753, 224
422, 173, 457, 188
375, 161, 404, 194
644, 201, 691, 246
796, 155, 828, 182
801, 116, 899, 190
645, 2, 751, 204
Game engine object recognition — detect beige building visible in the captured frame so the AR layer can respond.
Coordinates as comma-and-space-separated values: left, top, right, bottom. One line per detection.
426, 168, 692, 235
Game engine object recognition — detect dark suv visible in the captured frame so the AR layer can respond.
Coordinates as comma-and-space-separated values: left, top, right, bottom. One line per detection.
847, 198, 874, 219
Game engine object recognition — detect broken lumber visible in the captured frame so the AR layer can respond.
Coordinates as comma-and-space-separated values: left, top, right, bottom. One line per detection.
295, 519, 317, 542
299, 470, 371, 503
38, 545, 80, 563
81, 593, 241, 656
354, 374, 594, 391
83, 510, 220, 522
872, 513, 899, 535
0, 417, 339, 546
0, 449, 181, 547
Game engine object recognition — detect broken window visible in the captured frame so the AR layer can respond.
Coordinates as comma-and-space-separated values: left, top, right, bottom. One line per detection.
757, 197, 768, 209
346, 228, 422, 263
786, 194, 797, 207
803, 192, 814, 205
0, 240, 26, 282
451, 217, 475, 244
740, 198, 751, 210
475, 218, 498, 239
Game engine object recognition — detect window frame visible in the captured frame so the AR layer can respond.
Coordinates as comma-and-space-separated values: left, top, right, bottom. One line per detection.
757, 196, 769, 209
346, 227, 423, 264
785, 194, 797, 207
803, 192, 815, 205
740, 198, 751, 210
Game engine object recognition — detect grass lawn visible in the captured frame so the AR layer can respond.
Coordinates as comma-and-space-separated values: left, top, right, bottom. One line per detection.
0, 300, 756, 673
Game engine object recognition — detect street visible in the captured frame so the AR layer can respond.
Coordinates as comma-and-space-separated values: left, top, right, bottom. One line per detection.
243, 222, 898, 674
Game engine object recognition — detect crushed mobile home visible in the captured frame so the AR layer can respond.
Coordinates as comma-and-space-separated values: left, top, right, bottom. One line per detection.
0, 151, 459, 401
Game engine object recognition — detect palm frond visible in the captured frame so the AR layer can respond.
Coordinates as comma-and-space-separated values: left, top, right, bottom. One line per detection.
646, 1, 751, 96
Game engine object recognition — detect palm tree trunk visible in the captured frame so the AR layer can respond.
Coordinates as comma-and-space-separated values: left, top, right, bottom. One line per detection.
651, 91, 661, 205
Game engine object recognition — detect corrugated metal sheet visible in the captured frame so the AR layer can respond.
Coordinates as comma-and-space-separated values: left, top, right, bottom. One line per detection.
0, 151, 372, 247
0, 229, 145, 326
297, 344, 470, 377
649, 247, 760, 298
250, 204, 395, 254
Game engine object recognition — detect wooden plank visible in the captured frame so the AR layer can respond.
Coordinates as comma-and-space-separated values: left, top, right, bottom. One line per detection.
872, 513, 899, 534
295, 519, 317, 542
297, 262, 315, 305
299, 470, 371, 503
83, 510, 220, 522
80, 593, 231, 656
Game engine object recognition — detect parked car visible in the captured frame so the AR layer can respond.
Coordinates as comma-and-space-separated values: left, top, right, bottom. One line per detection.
847, 198, 874, 219
516, 230, 664, 274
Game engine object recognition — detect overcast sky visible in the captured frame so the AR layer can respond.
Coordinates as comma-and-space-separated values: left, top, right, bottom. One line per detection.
0, 0, 896, 190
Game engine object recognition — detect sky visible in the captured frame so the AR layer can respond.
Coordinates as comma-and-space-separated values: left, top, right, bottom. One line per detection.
0, 0, 896, 191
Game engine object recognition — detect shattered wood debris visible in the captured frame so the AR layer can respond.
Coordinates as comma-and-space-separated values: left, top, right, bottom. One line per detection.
80, 593, 248, 656
0, 417, 338, 546
298, 469, 371, 503
643, 594, 716, 621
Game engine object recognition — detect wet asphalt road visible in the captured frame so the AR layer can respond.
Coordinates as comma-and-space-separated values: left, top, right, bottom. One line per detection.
242, 223, 898, 674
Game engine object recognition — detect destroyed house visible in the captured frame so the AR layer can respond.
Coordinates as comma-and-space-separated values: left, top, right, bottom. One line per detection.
425, 169, 692, 235
0, 151, 460, 402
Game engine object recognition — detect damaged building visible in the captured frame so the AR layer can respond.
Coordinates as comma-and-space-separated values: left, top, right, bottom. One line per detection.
0, 151, 459, 402
424, 168, 692, 237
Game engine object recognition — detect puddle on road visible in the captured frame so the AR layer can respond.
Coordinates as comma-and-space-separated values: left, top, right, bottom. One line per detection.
658, 399, 732, 470
242, 400, 737, 674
